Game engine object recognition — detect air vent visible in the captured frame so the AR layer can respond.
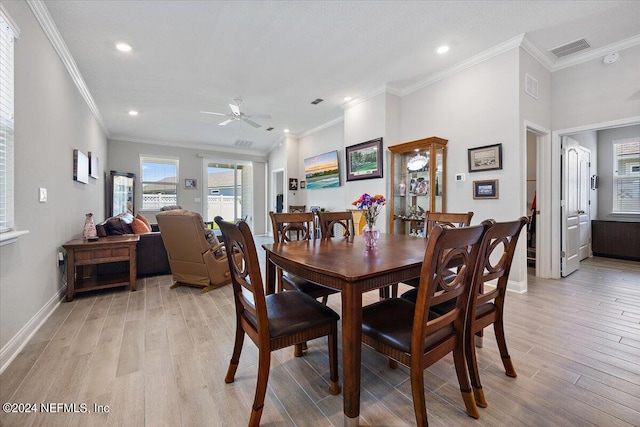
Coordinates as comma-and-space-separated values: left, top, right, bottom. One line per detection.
234, 139, 254, 148
266, 127, 274, 131
525, 73, 538, 99
310, 98, 324, 105
550, 38, 590, 58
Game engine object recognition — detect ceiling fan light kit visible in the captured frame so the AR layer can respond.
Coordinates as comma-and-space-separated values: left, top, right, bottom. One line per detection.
201, 99, 271, 128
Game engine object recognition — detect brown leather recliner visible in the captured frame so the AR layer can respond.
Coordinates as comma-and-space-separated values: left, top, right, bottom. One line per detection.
156, 209, 232, 293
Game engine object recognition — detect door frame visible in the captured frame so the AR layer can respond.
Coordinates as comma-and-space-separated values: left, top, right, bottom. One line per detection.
549, 116, 640, 279
270, 168, 285, 233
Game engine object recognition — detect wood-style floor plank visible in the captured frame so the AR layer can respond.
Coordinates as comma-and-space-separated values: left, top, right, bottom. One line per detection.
1, 242, 639, 426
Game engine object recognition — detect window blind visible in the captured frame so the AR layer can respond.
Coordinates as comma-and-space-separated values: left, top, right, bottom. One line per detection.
613, 140, 640, 214
0, 11, 16, 233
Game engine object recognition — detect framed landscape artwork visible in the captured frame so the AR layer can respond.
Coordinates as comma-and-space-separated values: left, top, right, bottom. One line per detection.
346, 137, 383, 181
304, 150, 340, 189
468, 143, 503, 172
73, 149, 89, 184
473, 179, 499, 199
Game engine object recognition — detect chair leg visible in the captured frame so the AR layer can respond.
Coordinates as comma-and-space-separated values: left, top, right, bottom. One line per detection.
465, 330, 487, 408
327, 330, 341, 395
494, 319, 517, 378
249, 349, 271, 427
410, 364, 429, 427
225, 325, 245, 384
170, 281, 180, 289
453, 343, 480, 419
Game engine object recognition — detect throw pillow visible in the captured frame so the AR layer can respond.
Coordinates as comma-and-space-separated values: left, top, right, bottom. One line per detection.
131, 217, 151, 234
135, 213, 151, 229
106, 217, 133, 235
118, 212, 135, 224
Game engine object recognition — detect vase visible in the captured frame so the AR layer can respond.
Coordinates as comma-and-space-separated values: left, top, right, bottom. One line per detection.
83, 213, 97, 240
398, 180, 406, 196
362, 224, 380, 247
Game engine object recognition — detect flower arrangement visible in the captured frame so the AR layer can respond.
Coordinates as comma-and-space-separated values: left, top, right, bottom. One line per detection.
352, 193, 386, 229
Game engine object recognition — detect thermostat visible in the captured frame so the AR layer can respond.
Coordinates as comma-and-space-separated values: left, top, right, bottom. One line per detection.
455, 173, 465, 182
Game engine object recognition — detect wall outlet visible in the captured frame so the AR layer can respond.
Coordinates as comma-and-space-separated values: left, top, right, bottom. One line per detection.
57, 251, 64, 266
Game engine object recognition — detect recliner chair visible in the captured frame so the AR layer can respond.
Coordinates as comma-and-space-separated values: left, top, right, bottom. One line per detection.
156, 209, 231, 293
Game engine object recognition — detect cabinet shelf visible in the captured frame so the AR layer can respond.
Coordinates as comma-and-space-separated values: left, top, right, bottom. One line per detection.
388, 137, 448, 235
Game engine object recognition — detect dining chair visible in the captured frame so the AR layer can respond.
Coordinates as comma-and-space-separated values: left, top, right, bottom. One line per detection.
269, 211, 339, 302
317, 210, 355, 238
462, 217, 528, 408
361, 223, 488, 426
288, 204, 306, 213
214, 217, 341, 427
394, 211, 475, 298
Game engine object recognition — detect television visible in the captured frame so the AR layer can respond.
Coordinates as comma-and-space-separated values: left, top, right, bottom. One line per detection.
304, 150, 340, 189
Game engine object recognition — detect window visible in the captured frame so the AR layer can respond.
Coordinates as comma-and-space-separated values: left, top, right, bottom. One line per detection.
0, 9, 18, 233
140, 157, 179, 210
612, 140, 640, 214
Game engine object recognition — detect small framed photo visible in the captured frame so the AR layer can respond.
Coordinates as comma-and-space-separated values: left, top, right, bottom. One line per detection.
468, 143, 503, 172
473, 179, 499, 199
184, 178, 197, 189
300, 180, 306, 189
289, 178, 298, 191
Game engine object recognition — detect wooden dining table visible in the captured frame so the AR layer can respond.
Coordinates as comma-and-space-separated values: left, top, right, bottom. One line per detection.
263, 233, 429, 426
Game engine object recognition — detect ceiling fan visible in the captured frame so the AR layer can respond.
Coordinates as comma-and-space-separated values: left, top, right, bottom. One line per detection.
201, 99, 271, 128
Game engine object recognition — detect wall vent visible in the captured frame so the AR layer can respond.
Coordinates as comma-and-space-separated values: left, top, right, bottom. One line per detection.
234, 139, 254, 148
525, 73, 538, 99
550, 38, 590, 58
310, 98, 324, 105
266, 127, 274, 131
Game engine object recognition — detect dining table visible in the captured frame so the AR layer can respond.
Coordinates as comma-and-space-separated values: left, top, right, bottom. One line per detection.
263, 233, 429, 426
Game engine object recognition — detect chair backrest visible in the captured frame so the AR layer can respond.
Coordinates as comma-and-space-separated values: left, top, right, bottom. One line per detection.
156, 209, 211, 262
215, 217, 269, 339
269, 211, 316, 242
413, 223, 488, 353
423, 211, 474, 236
318, 211, 355, 238
288, 205, 306, 213
472, 217, 529, 311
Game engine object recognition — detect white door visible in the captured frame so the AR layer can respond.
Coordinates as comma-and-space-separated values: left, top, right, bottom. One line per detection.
561, 137, 591, 277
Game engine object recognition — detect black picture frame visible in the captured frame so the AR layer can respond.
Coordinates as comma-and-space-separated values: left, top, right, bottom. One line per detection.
300, 180, 306, 189
184, 178, 197, 189
468, 143, 503, 172
289, 178, 298, 190
473, 179, 499, 199
346, 137, 383, 181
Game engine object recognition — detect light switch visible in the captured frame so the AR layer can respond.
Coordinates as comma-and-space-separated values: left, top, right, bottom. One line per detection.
39, 187, 47, 202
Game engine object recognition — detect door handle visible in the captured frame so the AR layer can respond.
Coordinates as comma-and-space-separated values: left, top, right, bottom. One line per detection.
577, 210, 585, 214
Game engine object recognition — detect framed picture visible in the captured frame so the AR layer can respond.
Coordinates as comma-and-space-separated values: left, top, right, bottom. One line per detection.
289, 178, 298, 190
473, 179, 499, 199
468, 143, 503, 172
304, 150, 340, 189
73, 149, 89, 184
184, 178, 197, 189
88, 151, 99, 179
300, 180, 306, 189
346, 137, 383, 181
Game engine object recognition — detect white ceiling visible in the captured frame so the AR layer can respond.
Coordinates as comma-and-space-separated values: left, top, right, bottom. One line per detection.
41, 1, 640, 155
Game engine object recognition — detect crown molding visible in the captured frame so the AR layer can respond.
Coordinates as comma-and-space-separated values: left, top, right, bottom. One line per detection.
520, 35, 555, 71
108, 136, 267, 161
298, 116, 343, 139
552, 34, 640, 71
342, 84, 402, 110
26, 0, 108, 136
0, 3, 21, 37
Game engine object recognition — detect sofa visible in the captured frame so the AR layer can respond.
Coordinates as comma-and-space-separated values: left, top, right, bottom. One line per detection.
96, 213, 170, 276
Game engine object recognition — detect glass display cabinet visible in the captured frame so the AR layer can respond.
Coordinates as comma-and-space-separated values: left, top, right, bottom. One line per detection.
388, 137, 448, 235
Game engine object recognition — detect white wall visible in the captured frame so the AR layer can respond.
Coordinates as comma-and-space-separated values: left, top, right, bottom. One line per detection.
552, 45, 640, 130
0, 1, 108, 365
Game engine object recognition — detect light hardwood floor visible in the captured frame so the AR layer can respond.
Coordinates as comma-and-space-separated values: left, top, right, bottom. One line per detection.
1, 236, 639, 426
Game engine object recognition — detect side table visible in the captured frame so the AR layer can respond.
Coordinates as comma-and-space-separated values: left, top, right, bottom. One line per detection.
62, 235, 139, 302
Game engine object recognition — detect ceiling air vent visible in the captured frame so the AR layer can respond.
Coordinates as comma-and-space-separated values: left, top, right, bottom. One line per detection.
311, 98, 323, 105
266, 127, 274, 131
234, 139, 254, 148
550, 38, 590, 58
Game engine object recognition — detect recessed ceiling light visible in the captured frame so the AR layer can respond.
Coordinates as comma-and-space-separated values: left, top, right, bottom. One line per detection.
116, 42, 132, 52
436, 45, 449, 54
128, 110, 138, 116
343, 96, 352, 102
284, 129, 290, 133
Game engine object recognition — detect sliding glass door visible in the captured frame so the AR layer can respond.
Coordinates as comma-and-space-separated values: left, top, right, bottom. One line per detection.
204, 162, 251, 227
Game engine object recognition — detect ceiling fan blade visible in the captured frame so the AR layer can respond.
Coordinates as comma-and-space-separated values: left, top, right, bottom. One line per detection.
201, 111, 227, 116
244, 114, 271, 120
229, 103, 241, 115
242, 118, 261, 128
218, 119, 234, 126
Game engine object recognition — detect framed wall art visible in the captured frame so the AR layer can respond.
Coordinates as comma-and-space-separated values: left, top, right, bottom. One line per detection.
304, 150, 340, 189
88, 151, 99, 179
468, 143, 502, 172
73, 149, 89, 184
184, 178, 197, 189
289, 178, 298, 191
346, 137, 383, 181
473, 179, 499, 199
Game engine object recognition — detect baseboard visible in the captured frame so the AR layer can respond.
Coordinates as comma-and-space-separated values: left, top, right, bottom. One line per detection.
483, 278, 528, 294
0, 287, 66, 374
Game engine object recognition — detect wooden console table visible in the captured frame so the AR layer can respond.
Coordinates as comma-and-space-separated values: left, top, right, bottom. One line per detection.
63, 235, 139, 301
